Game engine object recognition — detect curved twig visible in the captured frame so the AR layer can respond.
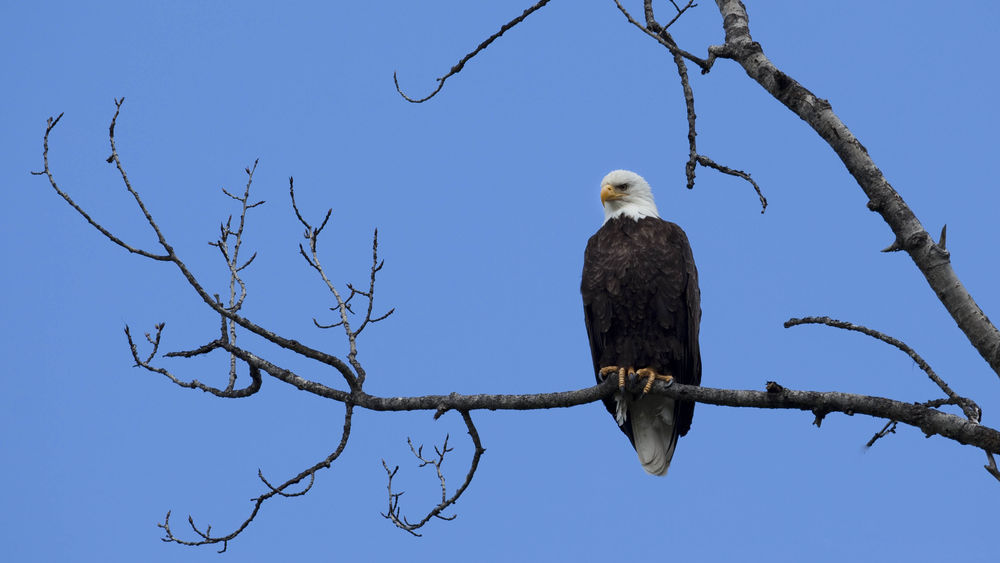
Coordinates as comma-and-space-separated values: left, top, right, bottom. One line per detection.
125, 324, 263, 399
393, 0, 554, 103
785, 316, 980, 421
158, 404, 354, 552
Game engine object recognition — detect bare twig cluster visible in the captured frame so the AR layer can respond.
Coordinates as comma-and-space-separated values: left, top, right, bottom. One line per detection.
381, 411, 485, 536
33, 100, 482, 550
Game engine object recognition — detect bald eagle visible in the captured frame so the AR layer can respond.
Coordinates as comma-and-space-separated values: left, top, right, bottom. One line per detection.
581, 170, 701, 475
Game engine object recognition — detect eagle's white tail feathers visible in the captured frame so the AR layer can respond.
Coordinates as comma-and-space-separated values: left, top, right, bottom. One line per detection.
613, 392, 628, 426
629, 396, 677, 476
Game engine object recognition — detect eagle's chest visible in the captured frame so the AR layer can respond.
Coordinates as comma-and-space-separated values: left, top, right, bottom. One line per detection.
586, 230, 669, 297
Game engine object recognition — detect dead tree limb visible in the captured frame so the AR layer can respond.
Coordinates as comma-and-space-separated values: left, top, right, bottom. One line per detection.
710, 0, 1000, 378
393, 0, 554, 103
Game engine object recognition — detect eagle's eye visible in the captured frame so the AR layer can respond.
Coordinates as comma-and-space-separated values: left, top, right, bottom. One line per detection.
618, 182, 630, 191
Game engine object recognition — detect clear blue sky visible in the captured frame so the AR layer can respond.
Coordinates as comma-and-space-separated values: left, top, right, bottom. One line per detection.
4, 1, 999, 561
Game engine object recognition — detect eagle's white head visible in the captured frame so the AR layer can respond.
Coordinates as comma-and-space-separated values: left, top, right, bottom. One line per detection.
599, 169, 660, 224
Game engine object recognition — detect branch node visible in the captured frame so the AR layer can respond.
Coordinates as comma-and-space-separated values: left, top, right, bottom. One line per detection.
985, 451, 1000, 483
881, 239, 903, 253
812, 408, 829, 428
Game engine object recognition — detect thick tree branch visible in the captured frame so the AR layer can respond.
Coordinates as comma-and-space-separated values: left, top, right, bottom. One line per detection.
713, 0, 1000, 377
154, 341, 998, 456
344, 379, 1000, 454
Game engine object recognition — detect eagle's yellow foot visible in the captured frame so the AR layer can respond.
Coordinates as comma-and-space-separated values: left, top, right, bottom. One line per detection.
636, 368, 673, 394
598, 366, 633, 391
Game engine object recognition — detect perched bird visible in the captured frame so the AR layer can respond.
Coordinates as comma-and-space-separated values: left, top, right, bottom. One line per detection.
581, 170, 701, 475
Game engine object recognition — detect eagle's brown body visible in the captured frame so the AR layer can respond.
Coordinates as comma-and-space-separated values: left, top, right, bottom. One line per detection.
581, 215, 701, 472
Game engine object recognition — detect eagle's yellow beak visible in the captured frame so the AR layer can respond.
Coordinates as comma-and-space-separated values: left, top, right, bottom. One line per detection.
601, 183, 624, 205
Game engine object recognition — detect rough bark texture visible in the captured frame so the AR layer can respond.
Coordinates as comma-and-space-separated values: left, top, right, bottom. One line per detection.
714, 0, 1000, 378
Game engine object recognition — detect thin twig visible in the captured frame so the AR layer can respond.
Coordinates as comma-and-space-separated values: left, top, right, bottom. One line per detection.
209, 160, 265, 391
612, 0, 714, 72
31, 106, 170, 260
866, 420, 898, 448
159, 404, 354, 552
289, 177, 363, 390
617, 0, 765, 211
785, 316, 980, 421
696, 155, 767, 212
394, 0, 554, 103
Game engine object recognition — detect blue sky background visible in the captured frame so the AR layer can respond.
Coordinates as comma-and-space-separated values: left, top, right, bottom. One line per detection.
4, 1, 1000, 561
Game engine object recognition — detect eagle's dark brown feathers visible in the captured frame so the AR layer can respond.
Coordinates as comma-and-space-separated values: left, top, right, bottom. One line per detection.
581, 216, 701, 447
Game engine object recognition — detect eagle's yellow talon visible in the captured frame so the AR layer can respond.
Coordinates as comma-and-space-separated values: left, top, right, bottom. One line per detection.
636, 368, 673, 394
597, 366, 626, 390
599, 366, 620, 379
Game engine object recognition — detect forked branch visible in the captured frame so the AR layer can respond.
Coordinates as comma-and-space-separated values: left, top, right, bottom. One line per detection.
614, 0, 766, 211
381, 411, 485, 536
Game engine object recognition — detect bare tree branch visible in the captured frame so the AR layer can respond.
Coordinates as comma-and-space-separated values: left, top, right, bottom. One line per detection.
124, 323, 263, 399
38, 104, 361, 386
31, 106, 170, 261
614, 0, 766, 211
381, 411, 485, 536
786, 316, 980, 422
209, 160, 265, 391
712, 0, 1000, 378
393, 0, 554, 103
289, 176, 363, 390
613, 0, 713, 72
158, 405, 354, 552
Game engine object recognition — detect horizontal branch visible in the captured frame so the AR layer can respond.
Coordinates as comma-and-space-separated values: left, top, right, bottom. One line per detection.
350, 379, 1000, 453
226, 360, 999, 454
